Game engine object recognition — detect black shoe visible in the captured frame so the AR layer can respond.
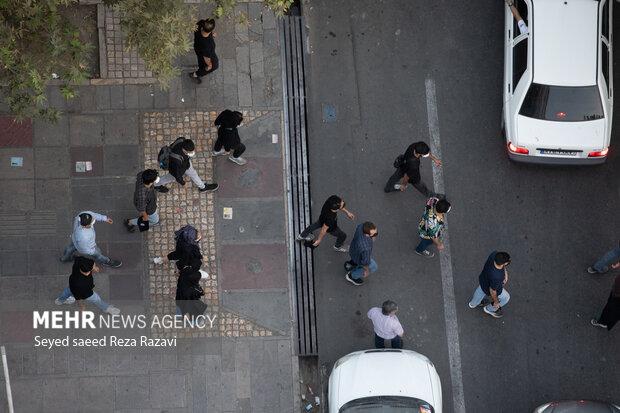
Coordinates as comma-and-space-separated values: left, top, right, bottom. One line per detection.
103, 260, 123, 268
483, 306, 503, 318
155, 186, 169, 193
188, 72, 202, 84
124, 219, 137, 233
345, 272, 364, 286
200, 183, 219, 192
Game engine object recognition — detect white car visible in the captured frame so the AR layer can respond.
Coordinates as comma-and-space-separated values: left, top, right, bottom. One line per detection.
328, 349, 442, 413
502, 0, 613, 164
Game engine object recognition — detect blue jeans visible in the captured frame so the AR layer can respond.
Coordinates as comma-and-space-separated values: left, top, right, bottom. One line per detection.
61, 243, 111, 265
415, 237, 434, 253
57, 287, 110, 312
351, 259, 378, 280
593, 246, 620, 273
128, 211, 160, 226
469, 286, 510, 313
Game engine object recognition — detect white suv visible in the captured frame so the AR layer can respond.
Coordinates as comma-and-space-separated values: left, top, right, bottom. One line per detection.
503, 0, 613, 164
328, 349, 442, 413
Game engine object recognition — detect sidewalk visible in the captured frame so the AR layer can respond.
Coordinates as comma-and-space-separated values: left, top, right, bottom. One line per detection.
0, 2, 298, 412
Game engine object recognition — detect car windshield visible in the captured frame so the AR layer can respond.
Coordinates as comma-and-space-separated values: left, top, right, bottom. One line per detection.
519, 83, 604, 121
339, 396, 434, 413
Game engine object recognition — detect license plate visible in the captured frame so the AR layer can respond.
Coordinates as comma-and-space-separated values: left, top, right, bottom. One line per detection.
539, 149, 578, 156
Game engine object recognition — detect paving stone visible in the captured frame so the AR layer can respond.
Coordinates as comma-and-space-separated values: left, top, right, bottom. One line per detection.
78, 376, 115, 410
80, 86, 98, 112
53, 348, 69, 374
235, 340, 251, 398
214, 157, 283, 198
251, 76, 267, 108
110, 85, 125, 109
83, 349, 100, 373
71, 182, 106, 211
138, 85, 156, 109
22, 347, 38, 375
29, 249, 61, 276
238, 397, 252, 413
250, 41, 264, 76
0, 250, 28, 276
152, 87, 170, 109
222, 58, 238, 85
217, 198, 285, 244
262, 8, 277, 30
116, 375, 150, 408
0, 236, 28, 253
104, 112, 139, 145
221, 338, 236, 373
34, 147, 70, 179
37, 349, 54, 374
0, 147, 34, 179
248, 3, 264, 40
237, 111, 282, 157
205, 355, 223, 411
107, 242, 143, 271
33, 116, 70, 147
263, 29, 279, 55
5, 345, 22, 378
109, 272, 143, 300
124, 85, 141, 109
35, 275, 69, 302
224, 86, 239, 108
95, 86, 112, 110
70, 115, 105, 146
220, 243, 288, 290
0, 180, 34, 210
46, 85, 68, 110
220, 371, 238, 411
35, 179, 71, 210
0, 116, 33, 147
103, 144, 140, 176
43, 377, 80, 412
150, 372, 187, 409
237, 72, 253, 107
70, 146, 104, 177
223, 290, 290, 333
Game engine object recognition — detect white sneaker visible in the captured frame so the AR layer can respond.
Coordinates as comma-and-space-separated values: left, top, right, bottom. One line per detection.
212, 149, 227, 156
105, 305, 121, 315
55, 296, 76, 305
394, 184, 402, 190
199, 270, 209, 280
296, 234, 314, 242
153, 257, 164, 265
333, 245, 349, 253
228, 155, 248, 165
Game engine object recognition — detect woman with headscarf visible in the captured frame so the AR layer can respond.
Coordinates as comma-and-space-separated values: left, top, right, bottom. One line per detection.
155, 225, 204, 274
175, 264, 207, 318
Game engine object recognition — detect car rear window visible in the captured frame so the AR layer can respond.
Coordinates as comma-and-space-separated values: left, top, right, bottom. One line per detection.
519, 83, 604, 121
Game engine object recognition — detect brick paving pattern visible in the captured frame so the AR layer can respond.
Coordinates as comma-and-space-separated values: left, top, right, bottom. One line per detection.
104, 7, 153, 80
143, 110, 277, 338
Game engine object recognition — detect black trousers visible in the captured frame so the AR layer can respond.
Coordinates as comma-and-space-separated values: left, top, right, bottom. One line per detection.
383, 168, 430, 196
374, 333, 403, 349
598, 293, 620, 331
300, 221, 346, 247
196, 53, 219, 77
214, 135, 246, 158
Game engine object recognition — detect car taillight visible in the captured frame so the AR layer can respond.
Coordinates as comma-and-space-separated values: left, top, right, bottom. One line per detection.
587, 148, 608, 157
508, 142, 529, 154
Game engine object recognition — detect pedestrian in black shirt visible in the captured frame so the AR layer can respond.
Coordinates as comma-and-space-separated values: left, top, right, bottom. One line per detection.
297, 195, 355, 252
155, 138, 218, 193
384, 141, 442, 197
213, 109, 247, 165
175, 266, 207, 318
157, 225, 204, 272
125, 169, 161, 233
189, 19, 218, 83
55, 257, 120, 315
591, 274, 620, 331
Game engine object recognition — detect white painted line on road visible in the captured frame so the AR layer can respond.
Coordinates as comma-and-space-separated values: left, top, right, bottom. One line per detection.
425, 78, 466, 413
1, 346, 15, 413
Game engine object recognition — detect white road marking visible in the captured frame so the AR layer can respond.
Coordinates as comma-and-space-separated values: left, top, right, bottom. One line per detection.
425, 78, 466, 413
1, 346, 15, 413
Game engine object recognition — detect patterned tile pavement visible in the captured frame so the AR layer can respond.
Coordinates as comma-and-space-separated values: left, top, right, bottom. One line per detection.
141, 110, 278, 338
104, 7, 153, 80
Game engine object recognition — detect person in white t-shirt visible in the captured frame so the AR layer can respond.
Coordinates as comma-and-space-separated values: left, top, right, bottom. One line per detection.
367, 301, 404, 349
506, 0, 529, 35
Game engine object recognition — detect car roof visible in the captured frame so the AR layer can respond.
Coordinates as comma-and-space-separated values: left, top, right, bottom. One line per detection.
532, 0, 599, 86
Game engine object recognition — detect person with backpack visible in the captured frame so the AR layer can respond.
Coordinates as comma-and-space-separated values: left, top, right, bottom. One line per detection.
124, 169, 161, 233
416, 197, 451, 258
155, 137, 218, 193
213, 109, 247, 165
384, 141, 441, 196
189, 18, 218, 84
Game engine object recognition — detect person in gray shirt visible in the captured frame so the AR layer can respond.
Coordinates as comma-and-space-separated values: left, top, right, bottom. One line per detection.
60, 211, 122, 267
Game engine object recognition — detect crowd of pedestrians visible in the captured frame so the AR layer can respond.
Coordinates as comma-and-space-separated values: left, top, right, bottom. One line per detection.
298, 139, 618, 350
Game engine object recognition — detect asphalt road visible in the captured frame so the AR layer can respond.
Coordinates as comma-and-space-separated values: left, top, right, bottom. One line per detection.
302, 1, 620, 412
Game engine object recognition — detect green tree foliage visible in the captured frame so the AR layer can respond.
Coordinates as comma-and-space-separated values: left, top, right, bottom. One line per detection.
104, 0, 196, 88
0, 0, 92, 121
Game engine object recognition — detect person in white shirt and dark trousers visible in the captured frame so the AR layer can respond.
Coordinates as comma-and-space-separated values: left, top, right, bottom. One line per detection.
367, 300, 404, 349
